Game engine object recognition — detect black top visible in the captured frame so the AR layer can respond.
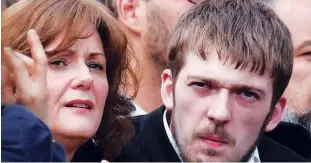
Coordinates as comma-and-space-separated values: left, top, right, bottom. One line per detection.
72, 139, 103, 162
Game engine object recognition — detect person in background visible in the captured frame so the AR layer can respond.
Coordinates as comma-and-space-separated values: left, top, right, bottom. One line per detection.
104, 0, 203, 115
263, 0, 311, 160
1, 0, 137, 161
274, 0, 311, 136
116, 0, 305, 161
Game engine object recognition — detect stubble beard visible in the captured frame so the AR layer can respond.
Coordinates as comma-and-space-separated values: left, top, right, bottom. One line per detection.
145, 8, 170, 70
169, 107, 271, 162
282, 106, 311, 133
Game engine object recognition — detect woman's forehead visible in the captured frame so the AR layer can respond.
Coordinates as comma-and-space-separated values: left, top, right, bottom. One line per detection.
44, 25, 99, 53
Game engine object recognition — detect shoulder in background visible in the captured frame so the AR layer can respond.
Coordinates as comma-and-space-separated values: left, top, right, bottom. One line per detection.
266, 121, 311, 161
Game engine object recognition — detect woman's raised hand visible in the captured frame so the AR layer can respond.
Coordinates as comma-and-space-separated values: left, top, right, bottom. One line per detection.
2, 29, 50, 126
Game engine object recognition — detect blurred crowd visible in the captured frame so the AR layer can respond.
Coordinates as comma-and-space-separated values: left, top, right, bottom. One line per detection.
1, 0, 310, 162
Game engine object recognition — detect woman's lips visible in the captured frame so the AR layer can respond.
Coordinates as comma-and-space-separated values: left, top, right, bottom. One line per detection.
65, 99, 94, 110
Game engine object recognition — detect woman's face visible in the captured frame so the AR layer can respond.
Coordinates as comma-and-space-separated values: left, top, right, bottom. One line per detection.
46, 26, 108, 140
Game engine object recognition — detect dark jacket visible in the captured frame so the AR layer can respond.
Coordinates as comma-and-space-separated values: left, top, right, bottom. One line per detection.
1, 104, 66, 162
266, 121, 311, 161
72, 139, 103, 162
116, 106, 306, 162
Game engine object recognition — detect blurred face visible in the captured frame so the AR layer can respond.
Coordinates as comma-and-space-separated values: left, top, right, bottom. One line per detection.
275, 0, 311, 118
46, 26, 108, 140
161, 47, 284, 162
141, 0, 201, 67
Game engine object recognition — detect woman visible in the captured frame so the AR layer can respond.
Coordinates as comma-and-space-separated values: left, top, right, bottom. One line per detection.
2, 0, 137, 161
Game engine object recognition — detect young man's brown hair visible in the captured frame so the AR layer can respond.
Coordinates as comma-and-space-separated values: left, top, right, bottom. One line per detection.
167, 0, 293, 107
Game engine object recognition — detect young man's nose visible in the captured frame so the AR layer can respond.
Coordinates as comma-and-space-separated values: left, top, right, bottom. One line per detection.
206, 91, 232, 123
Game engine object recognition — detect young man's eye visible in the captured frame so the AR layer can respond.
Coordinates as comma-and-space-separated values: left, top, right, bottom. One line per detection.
238, 90, 260, 100
191, 82, 210, 88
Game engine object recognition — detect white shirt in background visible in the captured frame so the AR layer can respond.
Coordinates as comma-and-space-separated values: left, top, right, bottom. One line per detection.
131, 102, 147, 116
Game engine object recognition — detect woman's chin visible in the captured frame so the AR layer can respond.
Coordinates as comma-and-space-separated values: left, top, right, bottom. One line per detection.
63, 128, 96, 139
52, 112, 101, 139
52, 123, 99, 143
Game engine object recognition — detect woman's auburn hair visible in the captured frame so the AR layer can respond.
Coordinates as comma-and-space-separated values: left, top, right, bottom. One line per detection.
2, 0, 138, 160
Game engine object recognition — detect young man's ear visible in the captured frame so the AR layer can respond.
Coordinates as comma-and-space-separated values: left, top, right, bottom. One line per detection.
116, 0, 143, 34
161, 69, 174, 111
265, 97, 287, 132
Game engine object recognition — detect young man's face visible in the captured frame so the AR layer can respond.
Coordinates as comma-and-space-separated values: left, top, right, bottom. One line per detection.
161, 46, 285, 162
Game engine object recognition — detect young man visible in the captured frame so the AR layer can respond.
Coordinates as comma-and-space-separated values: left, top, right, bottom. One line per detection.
104, 0, 202, 115
116, 0, 305, 161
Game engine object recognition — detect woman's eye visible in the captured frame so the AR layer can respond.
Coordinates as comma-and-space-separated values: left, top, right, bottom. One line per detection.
87, 62, 104, 71
49, 60, 67, 67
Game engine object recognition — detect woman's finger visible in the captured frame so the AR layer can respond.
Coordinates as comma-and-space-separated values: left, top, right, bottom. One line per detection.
27, 29, 48, 81
3, 48, 30, 81
1, 86, 17, 104
1, 65, 13, 89
1, 65, 16, 104
25, 30, 49, 123
3, 48, 32, 100
15, 51, 34, 76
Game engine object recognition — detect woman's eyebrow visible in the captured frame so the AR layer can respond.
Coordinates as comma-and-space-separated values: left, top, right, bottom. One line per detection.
89, 52, 105, 57
45, 49, 73, 57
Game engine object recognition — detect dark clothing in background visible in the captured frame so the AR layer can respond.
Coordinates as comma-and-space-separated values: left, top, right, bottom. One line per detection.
1, 104, 66, 162
267, 121, 311, 161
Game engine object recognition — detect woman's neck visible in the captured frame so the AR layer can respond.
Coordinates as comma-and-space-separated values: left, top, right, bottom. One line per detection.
66, 148, 76, 161
52, 134, 86, 161
64, 138, 84, 161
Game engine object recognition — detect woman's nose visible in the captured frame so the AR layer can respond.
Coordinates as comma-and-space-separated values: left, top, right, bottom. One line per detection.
70, 65, 94, 90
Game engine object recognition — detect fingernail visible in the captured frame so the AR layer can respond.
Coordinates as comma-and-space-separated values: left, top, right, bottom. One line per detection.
28, 29, 39, 40
44, 46, 54, 52
28, 29, 36, 35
